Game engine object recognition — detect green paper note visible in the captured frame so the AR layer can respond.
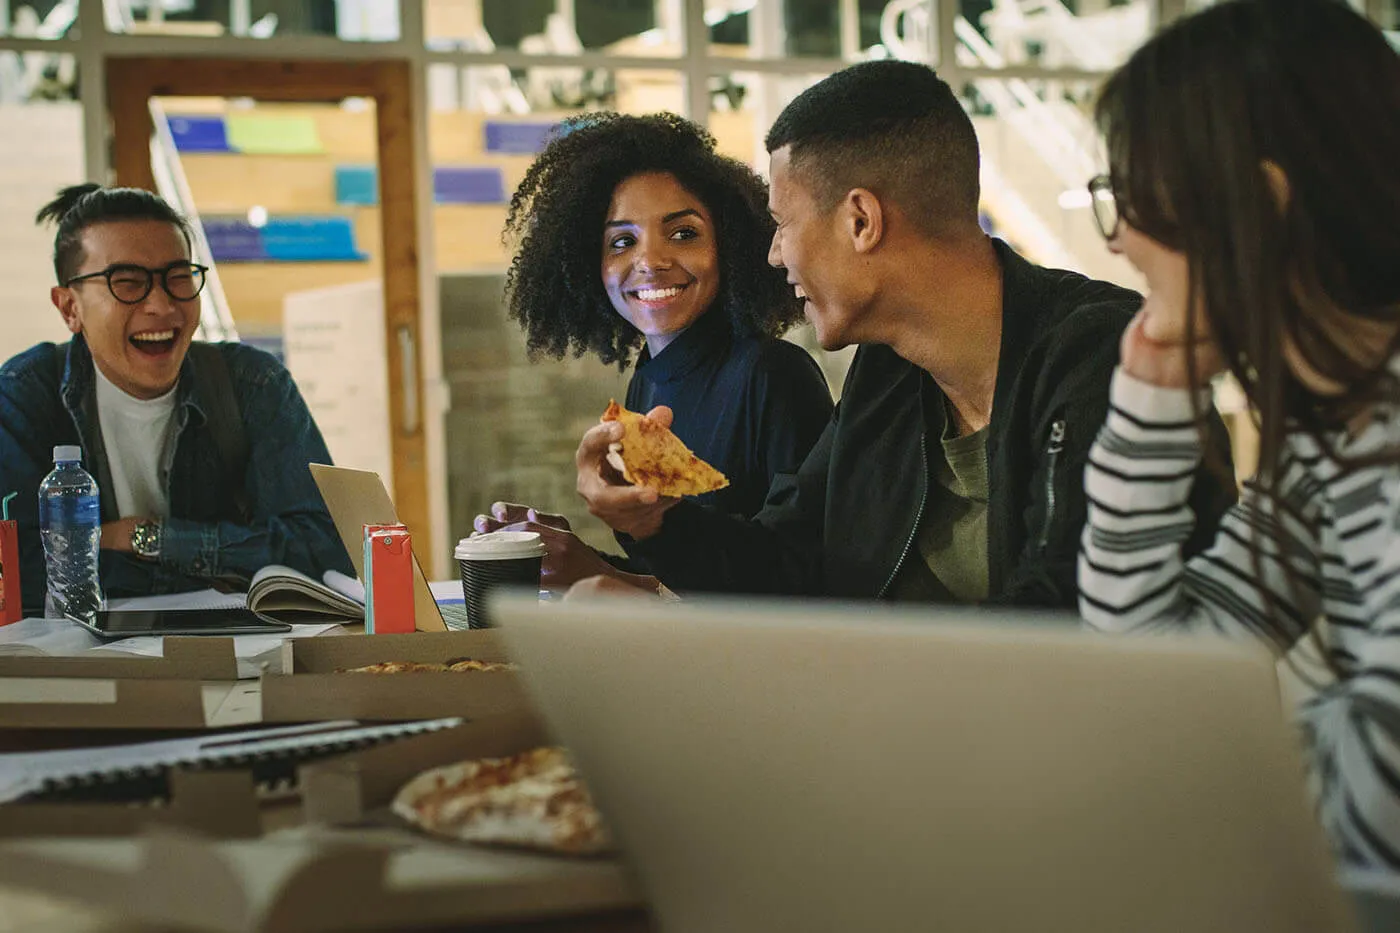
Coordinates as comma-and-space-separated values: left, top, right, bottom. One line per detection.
226, 115, 324, 155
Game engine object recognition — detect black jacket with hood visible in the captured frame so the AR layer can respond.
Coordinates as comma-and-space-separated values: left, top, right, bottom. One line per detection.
626, 241, 1236, 607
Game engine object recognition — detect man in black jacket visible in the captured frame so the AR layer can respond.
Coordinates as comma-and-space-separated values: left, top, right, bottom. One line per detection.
573, 60, 1235, 607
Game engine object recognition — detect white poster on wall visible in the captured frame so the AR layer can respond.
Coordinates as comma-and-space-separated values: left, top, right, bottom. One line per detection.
283, 279, 394, 490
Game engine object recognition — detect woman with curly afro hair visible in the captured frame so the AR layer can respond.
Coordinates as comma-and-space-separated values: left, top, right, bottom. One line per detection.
475, 112, 833, 593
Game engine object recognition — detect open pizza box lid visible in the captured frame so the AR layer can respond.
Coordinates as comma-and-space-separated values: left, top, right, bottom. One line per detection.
262, 630, 533, 723
0, 711, 646, 931
0, 824, 644, 933
0, 709, 550, 841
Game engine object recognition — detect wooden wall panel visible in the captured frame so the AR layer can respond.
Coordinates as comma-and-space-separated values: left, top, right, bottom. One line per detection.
178, 155, 340, 213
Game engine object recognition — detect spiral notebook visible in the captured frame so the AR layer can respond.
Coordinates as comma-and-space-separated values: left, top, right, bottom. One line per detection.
0, 717, 463, 804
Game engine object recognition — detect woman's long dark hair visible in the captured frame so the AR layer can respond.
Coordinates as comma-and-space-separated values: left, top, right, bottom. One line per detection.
1098, 0, 1400, 465
1097, 0, 1400, 668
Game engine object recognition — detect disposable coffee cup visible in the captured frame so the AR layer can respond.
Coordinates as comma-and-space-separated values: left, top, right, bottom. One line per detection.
454, 531, 547, 629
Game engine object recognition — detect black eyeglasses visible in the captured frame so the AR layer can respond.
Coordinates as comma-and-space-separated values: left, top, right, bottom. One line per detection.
1088, 175, 1121, 241
63, 261, 208, 305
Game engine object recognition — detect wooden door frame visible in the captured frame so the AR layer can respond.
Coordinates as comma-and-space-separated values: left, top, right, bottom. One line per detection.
106, 56, 431, 564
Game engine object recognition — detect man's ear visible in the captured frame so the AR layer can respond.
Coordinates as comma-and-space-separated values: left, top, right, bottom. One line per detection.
842, 188, 885, 254
1261, 160, 1291, 213
51, 286, 82, 336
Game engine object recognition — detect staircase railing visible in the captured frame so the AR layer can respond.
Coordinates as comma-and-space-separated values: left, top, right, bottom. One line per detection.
984, 0, 1150, 73
881, 0, 1098, 192
953, 17, 1097, 189
148, 98, 239, 342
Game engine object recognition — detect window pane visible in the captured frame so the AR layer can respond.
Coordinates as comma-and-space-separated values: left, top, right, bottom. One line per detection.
1378, 0, 1400, 29
0, 1, 81, 38
428, 0, 681, 58
0, 47, 77, 102
108, 1, 401, 41
957, 0, 1153, 70
707, 0, 849, 60
707, 70, 828, 168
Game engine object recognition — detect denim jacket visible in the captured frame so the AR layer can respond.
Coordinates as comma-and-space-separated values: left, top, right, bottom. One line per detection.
0, 335, 353, 614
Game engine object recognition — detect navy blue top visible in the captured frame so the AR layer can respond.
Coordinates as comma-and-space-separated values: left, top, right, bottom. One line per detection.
623, 307, 834, 519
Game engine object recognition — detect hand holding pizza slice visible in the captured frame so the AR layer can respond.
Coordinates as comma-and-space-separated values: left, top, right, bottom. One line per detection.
600, 400, 729, 498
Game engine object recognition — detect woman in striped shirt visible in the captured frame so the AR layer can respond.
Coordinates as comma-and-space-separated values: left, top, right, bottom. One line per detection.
1077, 0, 1400, 870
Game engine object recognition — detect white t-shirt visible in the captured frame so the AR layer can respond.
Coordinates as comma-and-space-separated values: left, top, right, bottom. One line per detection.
94, 366, 177, 519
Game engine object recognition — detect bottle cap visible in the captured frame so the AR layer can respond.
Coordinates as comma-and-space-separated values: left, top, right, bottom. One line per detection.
52, 445, 81, 463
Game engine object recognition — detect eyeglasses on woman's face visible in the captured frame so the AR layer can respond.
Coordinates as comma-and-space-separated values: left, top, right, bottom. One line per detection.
1088, 175, 1121, 241
63, 261, 208, 305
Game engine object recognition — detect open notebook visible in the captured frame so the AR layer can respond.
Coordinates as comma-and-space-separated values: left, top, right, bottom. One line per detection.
91, 566, 366, 625
245, 565, 364, 623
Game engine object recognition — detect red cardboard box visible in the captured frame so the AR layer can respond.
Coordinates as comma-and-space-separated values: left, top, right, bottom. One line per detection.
0, 519, 21, 625
363, 523, 414, 634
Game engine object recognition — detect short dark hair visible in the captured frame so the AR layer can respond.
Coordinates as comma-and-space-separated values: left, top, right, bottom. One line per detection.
35, 183, 193, 283
765, 61, 981, 239
504, 112, 802, 368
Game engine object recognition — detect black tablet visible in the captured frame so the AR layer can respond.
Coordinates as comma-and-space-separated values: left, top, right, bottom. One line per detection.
70, 608, 292, 640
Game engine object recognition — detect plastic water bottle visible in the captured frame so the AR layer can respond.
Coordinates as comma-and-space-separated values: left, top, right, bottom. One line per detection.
39, 445, 102, 621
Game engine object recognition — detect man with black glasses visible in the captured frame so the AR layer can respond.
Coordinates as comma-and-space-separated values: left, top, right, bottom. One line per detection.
0, 184, 351, 613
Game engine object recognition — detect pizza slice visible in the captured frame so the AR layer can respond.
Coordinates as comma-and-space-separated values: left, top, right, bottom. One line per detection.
391, 746, 612, 855
339, 658, 518, 674
445, 657, 518, 673
600, 400, 729, 498
341, 661, 450, 674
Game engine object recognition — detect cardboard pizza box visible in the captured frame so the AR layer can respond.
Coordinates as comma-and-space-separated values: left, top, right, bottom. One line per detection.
0, 768, 264, 840
0, 677, 258, 730
0, 635, 240, 680
0, 712, 647, 932
300, 708, 551, 820
0, 826, 646, 933
261, 630, 535, 723
0, 711, 550, 842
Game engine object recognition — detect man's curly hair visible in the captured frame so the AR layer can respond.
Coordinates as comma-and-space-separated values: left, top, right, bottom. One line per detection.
504, 112, 802, 368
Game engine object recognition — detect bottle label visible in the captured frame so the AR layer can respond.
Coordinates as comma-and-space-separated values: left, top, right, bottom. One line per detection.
39, 494, 100, 530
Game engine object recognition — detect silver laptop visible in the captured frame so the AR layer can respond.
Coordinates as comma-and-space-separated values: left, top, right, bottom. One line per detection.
492, 594, 1355, 933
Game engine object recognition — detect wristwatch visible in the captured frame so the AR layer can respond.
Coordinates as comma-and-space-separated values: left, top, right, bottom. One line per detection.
130, 520, 163, 560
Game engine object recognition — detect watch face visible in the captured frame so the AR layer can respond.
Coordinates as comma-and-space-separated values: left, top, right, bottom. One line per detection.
132, 521, 161, 558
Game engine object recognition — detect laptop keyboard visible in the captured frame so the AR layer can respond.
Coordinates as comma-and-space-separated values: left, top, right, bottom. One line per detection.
439, 603, 472, 630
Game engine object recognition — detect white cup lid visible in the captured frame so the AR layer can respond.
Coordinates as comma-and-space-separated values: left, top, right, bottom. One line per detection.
455, 530, 546, 560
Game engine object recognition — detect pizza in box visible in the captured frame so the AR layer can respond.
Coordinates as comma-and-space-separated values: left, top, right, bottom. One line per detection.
339, 657, 517, 674
392, 746, 611, 855
601, 400, 729, 497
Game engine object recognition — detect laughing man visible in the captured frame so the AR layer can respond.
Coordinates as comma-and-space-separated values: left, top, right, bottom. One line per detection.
0, 184, 351, 614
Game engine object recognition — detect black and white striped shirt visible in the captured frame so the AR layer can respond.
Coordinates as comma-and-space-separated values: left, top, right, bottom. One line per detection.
1079, 365, 1400, 871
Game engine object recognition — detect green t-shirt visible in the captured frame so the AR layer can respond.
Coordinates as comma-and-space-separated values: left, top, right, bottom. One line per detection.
892, 399, 991, 604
